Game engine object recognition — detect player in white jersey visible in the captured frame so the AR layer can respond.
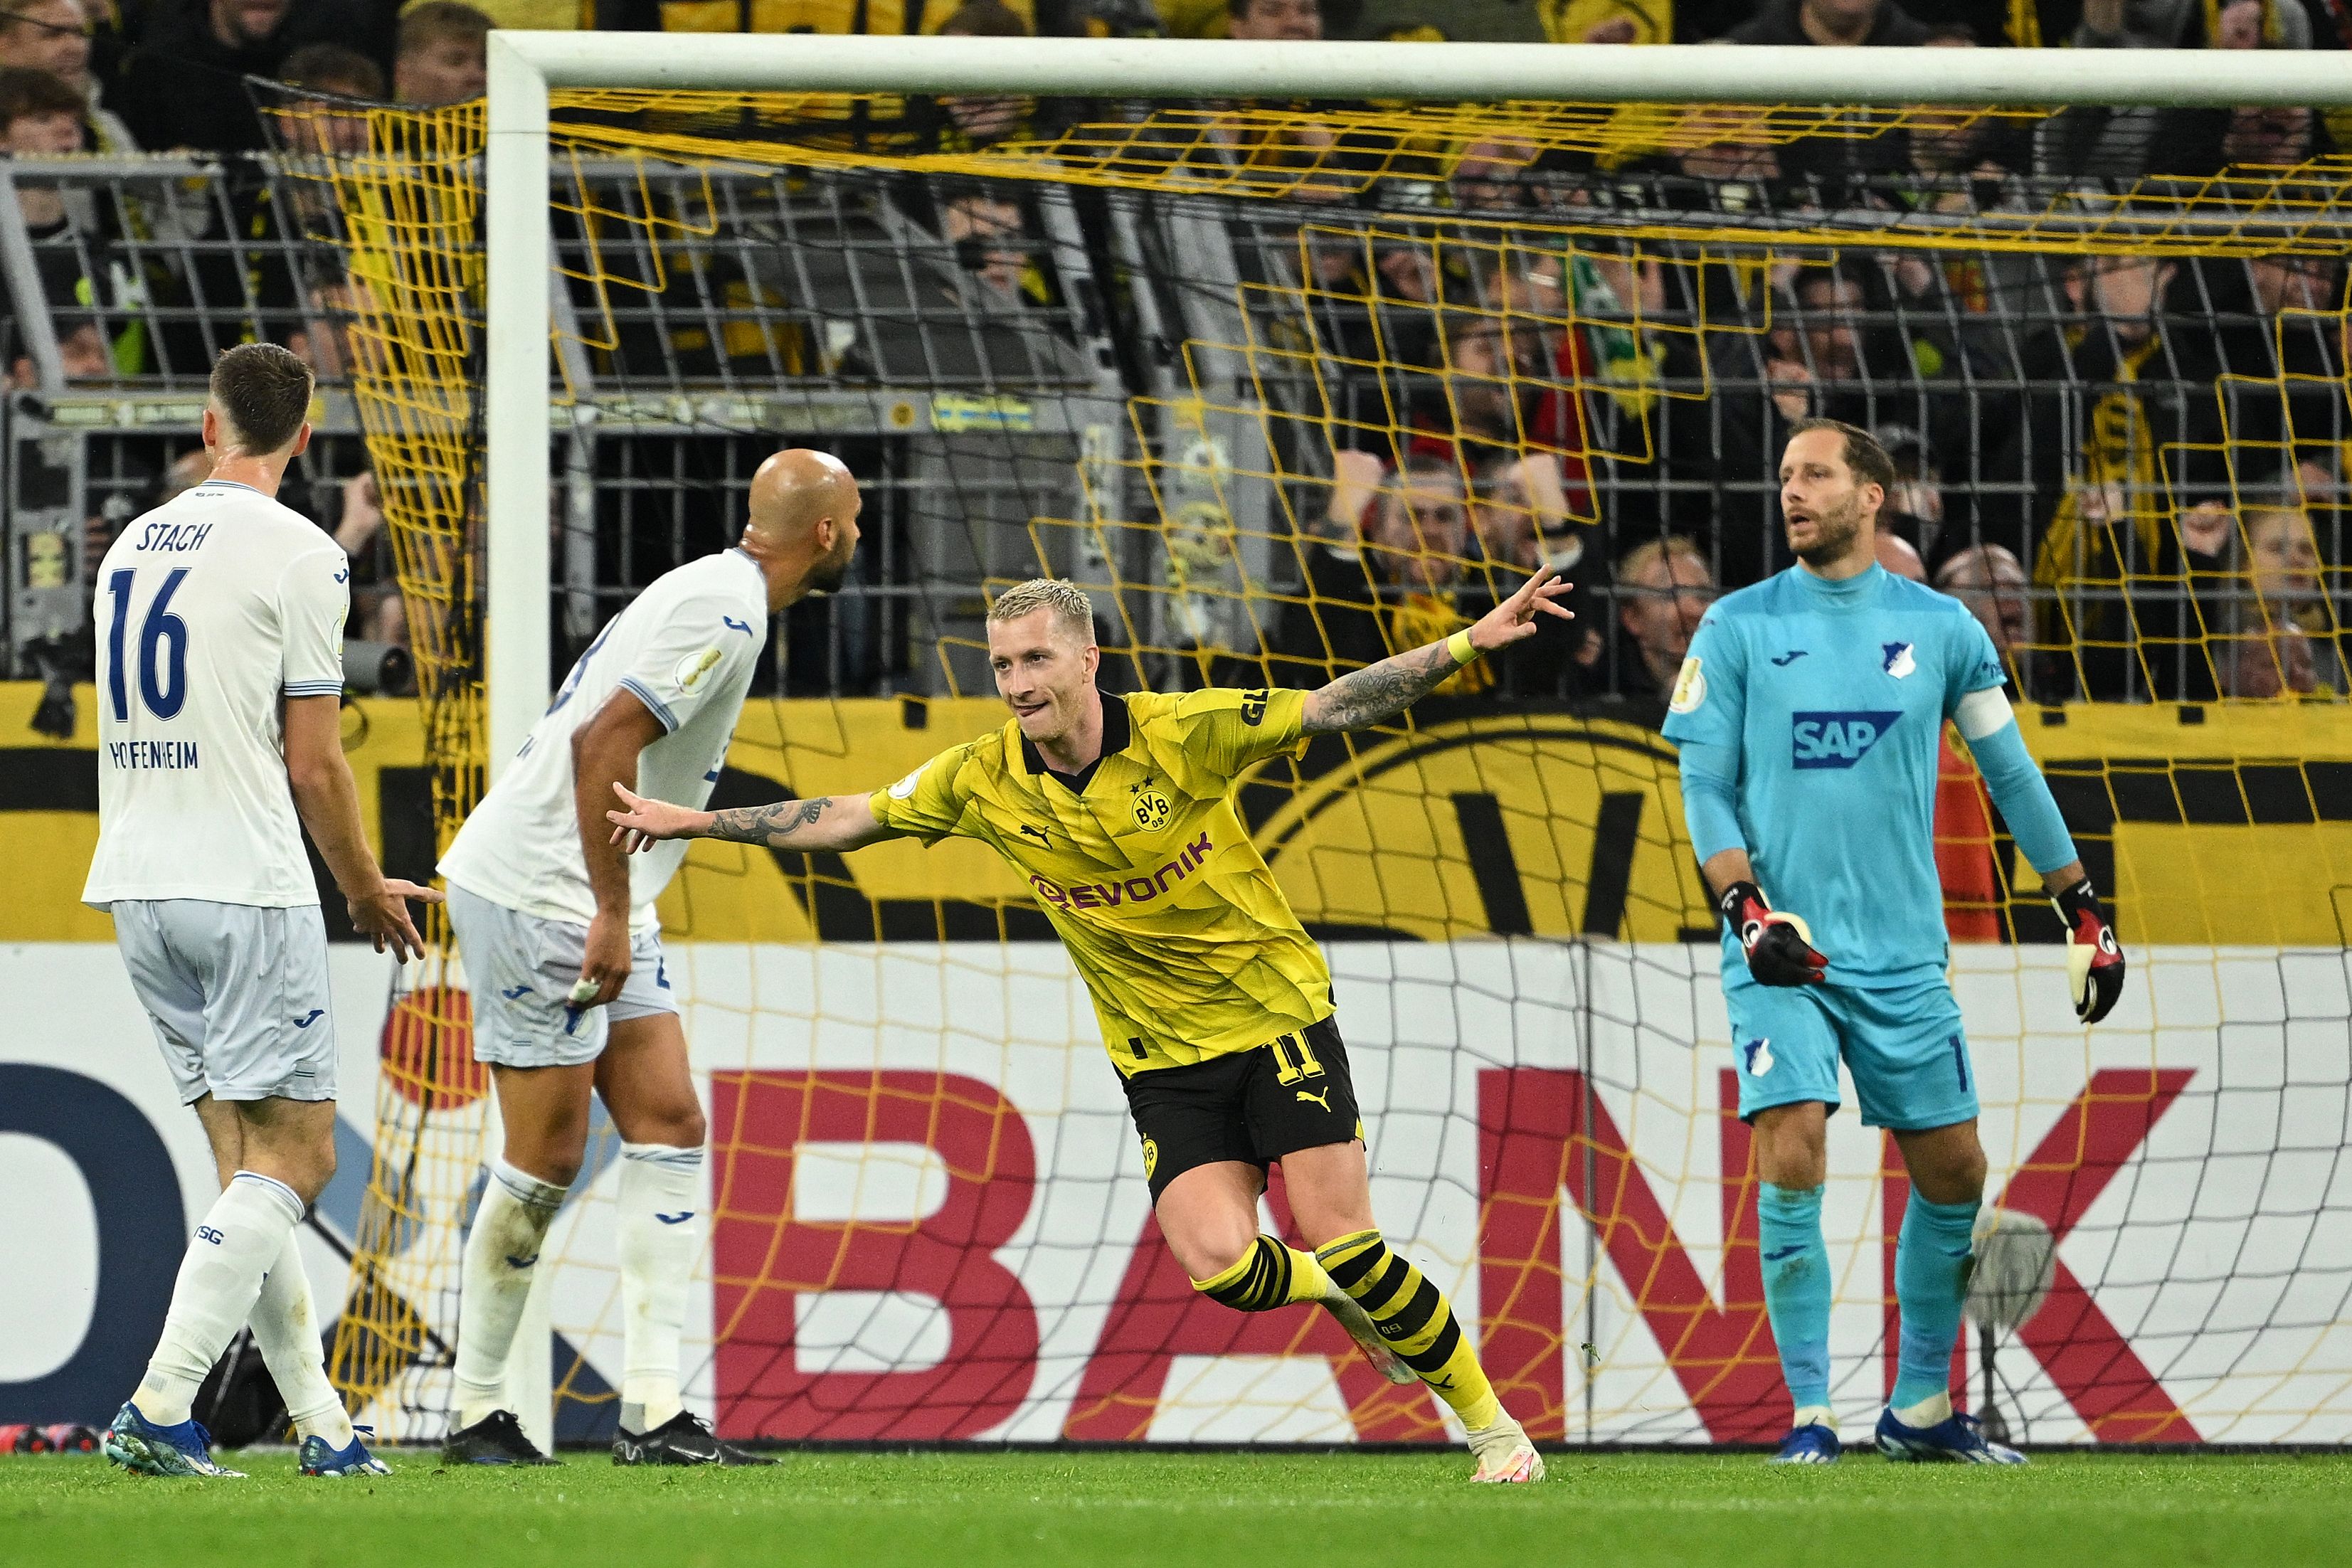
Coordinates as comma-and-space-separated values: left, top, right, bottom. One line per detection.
85, 345, 440, 1478
435, 449, 861, 1466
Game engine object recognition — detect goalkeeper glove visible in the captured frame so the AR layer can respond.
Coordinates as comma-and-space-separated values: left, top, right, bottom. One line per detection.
1719, 880, 1827, 987
2052, 878, 2125, 1024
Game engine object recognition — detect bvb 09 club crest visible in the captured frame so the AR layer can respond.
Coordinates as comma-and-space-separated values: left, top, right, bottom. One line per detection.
1131, 783, 1173, 832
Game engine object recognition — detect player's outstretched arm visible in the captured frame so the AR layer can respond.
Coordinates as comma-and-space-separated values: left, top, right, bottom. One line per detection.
1301, 564, 1573, 734
283, 694, 440, 961
607, 782, 889, 854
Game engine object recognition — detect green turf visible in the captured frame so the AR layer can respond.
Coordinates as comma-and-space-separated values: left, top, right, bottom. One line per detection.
4, 1449, 2348, 1568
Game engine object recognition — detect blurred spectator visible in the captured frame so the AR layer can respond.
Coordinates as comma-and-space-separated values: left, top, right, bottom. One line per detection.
1934, 543, 2039, 698
1448, 134, 1543, 216
1612, 536, 1714, 705
2210, 503, 2348, 699
1874, 423, 1942, 561
940, 191, 1044, 304
1784, 265, 1872, 420
1874, 529, 1925, 582
2212, 252, 2346, 475
8, 314, 107, 384
921, 1, 1033, 152
1986, 251, 2225, 698
115, 0, 305, 152
1725, 0, 1932, 46
1226, 0, 1318, 41
1, 67, 82, 233
282, 39, 384, 100
0, 0, 131, 149
1282, 451, 1503, 696
333, 469, 410, 659
2040, 0, 2315, 179
285, 272, 366, 378
395, 1, 489, 107
273, 42, 383, 155
0, 64, 102, 264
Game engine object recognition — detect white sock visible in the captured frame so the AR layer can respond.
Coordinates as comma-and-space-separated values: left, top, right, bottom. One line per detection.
1893, 1389, 1954, 1429
616, 1142, 701, 1432
134, 1172, 305, 1427
1792, 1403, 1838, 1433
452, 1158, 568, 1429
249, 1228, 355, 1448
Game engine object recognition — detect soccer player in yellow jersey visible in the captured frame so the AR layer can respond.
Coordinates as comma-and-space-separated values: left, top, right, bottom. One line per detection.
606, 574, 1571, 1481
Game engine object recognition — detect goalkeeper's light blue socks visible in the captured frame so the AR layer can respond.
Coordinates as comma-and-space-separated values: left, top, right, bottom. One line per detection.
1757, 1182, 1833, 1421
1891, 1193, 1980, 1424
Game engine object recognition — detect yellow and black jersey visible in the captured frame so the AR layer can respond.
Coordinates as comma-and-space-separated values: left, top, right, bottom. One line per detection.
867, 687, 1333, 1075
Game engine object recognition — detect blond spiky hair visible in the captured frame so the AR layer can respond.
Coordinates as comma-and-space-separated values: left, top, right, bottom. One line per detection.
986, 578, 1096, 645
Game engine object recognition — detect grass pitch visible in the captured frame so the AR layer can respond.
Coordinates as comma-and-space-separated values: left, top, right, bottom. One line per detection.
4, 1448, 2346, 1568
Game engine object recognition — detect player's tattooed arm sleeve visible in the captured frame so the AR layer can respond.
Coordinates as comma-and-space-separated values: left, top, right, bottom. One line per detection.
1954, 688, 2078, 873
704, 795, 884, 849
608, 785, 889, 852
1300, 640, 1461, 734
1675, 738, 1747, 862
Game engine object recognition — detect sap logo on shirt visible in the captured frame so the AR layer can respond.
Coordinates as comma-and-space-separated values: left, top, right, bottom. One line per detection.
1790, 710, 1902, 769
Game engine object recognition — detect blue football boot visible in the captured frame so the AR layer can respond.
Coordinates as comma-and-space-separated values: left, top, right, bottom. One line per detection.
1875, 1407, 2027, 1464
300, 1426, 392, 1476
103, 1402, 245, 1478
1766, 1423, 1843, 1465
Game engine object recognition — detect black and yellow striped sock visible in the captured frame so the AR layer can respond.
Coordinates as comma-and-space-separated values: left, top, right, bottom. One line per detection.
1315, 1228, 1503, 1429
1192, 1234, 1329, 1312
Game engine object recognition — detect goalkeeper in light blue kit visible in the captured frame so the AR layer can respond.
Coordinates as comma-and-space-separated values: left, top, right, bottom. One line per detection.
1663, 420, 2126, 1465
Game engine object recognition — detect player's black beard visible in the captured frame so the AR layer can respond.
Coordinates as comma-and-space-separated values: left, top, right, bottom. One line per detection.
1791, 492, 1865, 568
806, 544, 854, 594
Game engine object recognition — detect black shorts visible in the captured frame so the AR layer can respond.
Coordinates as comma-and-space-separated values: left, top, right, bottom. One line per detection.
1120, 1017, 1362, 1202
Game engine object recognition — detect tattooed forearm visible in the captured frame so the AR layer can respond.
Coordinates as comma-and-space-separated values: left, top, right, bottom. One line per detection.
1301, 640, 1462, 734
706, 797, 834, 847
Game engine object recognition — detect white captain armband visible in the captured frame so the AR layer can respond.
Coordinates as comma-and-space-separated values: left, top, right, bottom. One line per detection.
1953, 687, 2013, 743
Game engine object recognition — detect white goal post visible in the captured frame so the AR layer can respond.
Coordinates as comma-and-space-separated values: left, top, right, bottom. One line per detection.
478, 30, 2346, 774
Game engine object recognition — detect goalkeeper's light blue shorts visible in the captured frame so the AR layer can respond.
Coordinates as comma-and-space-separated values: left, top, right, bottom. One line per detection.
1723, 971, 1979, 1132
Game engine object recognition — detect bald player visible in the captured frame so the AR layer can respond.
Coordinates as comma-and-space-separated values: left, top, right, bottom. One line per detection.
437, 450, 861, 1467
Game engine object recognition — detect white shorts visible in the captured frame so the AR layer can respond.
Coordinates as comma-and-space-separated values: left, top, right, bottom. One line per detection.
112, 899, 337, 1106
445, 882, 677, 1069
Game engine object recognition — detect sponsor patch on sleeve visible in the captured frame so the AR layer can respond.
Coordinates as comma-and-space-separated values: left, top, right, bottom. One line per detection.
888, 760, 931, 800
673, 647, 723, 694
1668, 655, 1706, 714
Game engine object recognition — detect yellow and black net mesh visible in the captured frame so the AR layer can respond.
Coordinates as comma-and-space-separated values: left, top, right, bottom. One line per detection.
266, 84, 2352, 1447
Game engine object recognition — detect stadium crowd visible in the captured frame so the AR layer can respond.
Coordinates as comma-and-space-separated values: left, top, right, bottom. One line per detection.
1, 0, 2347, 709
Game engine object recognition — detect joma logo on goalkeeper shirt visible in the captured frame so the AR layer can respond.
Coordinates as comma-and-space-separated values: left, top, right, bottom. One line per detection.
1028, 830, 1212, 911
1790, 710, 1902, 770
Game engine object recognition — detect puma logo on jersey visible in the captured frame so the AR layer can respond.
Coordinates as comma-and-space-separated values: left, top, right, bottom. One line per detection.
1296, 1087, 1332, 1111
1019, 823, 1050, 844
1882, 641, 1917, 679
292, 1010, 324, 1029
1791, 710, 1902, 769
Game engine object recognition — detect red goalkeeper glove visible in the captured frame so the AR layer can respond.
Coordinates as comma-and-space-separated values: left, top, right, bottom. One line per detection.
1719, 880, 1827, 987
2052, 878, 2125, 1024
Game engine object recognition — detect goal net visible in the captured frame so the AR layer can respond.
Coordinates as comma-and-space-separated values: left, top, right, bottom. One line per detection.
265, 39, 2352, 1447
